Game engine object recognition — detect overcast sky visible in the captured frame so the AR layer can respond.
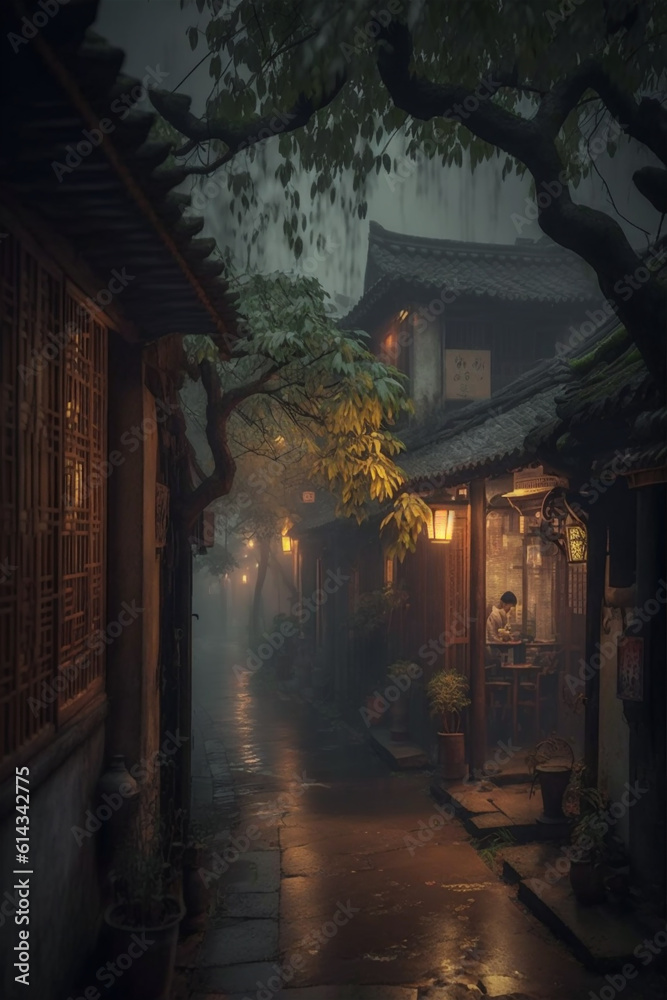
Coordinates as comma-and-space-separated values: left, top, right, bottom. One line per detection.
97, 0, 661, 305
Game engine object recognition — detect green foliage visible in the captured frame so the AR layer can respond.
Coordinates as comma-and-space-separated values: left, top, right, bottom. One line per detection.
571, 786, 611, 863
184, 272, 430, 557
387, 659, 418, 679
426, 669, 471, 732
162, 0, 666, 264
197, 544, 237, 577
471, 828, 515, 869
351, 585, 408, 635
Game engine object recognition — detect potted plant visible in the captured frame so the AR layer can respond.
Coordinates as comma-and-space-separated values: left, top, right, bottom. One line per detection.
105, 841, 185, 1000
426, 669, 471, 780
568, 786, 609, 905
386, 660, 418, 742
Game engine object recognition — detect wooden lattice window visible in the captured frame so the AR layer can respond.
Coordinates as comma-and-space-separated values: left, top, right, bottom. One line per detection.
0, 232, 108, 771
568, 563, 586, 615
59, 288, 107, 718
443, 507, 470, 674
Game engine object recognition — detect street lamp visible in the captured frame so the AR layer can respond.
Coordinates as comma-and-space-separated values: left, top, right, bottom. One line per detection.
281, 519, 293, 553
426, 507, 455, 543
541, 491, 588, 564
564, 517, 587, 563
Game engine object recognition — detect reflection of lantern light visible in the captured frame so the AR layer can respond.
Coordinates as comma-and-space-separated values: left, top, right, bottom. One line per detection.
565, 522, 587, 563
426, 507, 455, 543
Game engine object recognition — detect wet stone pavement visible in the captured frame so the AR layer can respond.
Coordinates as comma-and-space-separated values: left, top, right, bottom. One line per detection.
179, 638, 662, 1000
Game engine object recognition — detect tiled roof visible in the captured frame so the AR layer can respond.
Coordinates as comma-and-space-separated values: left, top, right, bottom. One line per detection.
541, 324, 665, 472
0, 0, 236, 347
343, 223, 600, 328
399, 356, 571, 488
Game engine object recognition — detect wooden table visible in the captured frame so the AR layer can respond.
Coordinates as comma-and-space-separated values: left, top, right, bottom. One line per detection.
499, 662, 541, 743
487, 640, 526, 665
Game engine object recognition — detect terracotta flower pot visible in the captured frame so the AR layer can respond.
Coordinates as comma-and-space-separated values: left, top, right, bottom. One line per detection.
437, 732, 466, 781
103, 895, 184, 1000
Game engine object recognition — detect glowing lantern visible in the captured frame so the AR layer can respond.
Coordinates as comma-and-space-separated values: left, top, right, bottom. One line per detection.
281, 534, 292, 553
426, 507, 455, 543
242, 573, 247, 584
565, 519, 588, 563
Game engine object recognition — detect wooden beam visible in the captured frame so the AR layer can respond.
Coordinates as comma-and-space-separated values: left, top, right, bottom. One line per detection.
469, 478, 487, 774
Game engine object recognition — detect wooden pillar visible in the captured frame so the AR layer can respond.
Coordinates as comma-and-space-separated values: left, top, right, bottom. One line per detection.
627, 484, 666, 902
584, 507, 607, 784
470, 478, 487, 772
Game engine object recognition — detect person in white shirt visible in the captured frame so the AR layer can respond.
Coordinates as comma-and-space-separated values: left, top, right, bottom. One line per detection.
486, 591, 518, 643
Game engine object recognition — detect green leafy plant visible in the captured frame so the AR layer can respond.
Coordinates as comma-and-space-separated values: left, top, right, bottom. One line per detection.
157, 1, 667, 381
111, 843, 172, 927
426, 670, 471, 733
471, 828, 515, 869
387, 659, 418, 680
570, 787, 610, 864
351, 586, 408, 635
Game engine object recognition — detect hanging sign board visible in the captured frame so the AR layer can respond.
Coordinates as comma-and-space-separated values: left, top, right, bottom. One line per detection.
302, 491, 316, 503
444, 349, 490, 400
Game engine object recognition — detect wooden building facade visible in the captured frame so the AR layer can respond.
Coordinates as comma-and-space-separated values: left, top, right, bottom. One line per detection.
295, 226, 666, 915
0, 3, 235, 996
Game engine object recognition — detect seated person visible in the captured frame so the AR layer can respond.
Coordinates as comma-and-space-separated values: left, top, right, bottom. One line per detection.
486, 591, 518, 644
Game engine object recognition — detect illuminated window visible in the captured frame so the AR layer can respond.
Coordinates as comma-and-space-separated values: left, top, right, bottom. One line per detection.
1, 236, 108, 771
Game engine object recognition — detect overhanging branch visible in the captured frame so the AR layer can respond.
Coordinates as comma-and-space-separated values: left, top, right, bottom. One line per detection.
150, 69, 347, 176
376, 19, 667, 388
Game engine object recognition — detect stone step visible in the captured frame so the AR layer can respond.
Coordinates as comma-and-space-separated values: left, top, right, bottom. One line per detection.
368, 727, 430, 770
501, 844, 649, 972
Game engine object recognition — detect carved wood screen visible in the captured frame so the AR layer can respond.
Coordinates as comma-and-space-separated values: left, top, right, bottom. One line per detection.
0, 231, 108, 771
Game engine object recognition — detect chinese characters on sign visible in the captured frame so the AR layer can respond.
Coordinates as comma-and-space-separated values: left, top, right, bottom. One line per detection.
444, 349, 491, 400
302, 491, 316, 503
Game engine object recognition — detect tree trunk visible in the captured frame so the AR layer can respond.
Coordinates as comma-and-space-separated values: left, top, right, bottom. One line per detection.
269, 546, 298, 604
249, 538, 271, 644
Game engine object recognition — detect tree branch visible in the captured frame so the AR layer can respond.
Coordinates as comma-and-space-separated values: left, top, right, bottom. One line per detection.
375, 20, 667, 388
150, 67, 347, 176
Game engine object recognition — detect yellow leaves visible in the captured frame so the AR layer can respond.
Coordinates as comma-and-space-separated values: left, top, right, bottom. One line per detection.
381, 492, 432, 562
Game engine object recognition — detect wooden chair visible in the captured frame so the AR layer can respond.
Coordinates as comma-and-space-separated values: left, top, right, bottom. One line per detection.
485, 678, 512, 728
518, 652, 561, 738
